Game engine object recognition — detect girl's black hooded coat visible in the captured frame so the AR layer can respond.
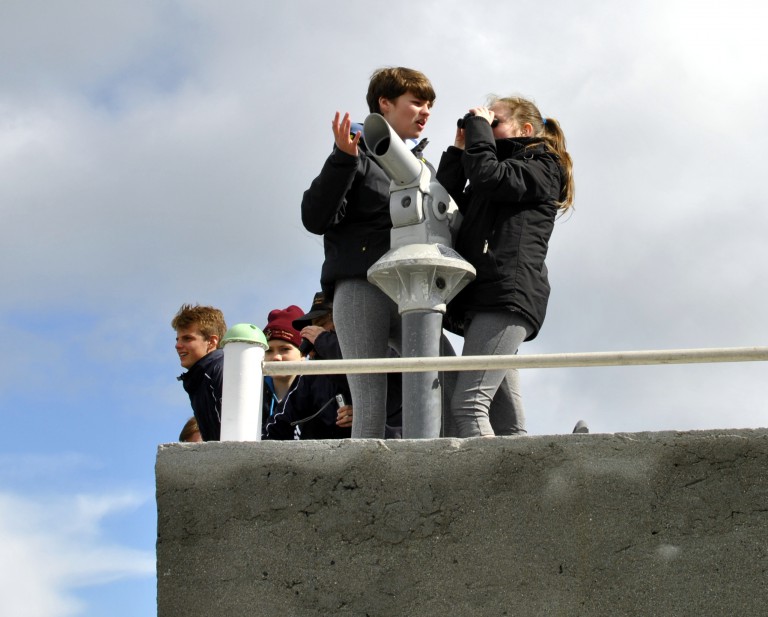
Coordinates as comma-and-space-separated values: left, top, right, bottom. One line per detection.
436, 115, 563, 341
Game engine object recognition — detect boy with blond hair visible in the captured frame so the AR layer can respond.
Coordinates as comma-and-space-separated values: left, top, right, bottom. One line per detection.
172, 304, 227, 441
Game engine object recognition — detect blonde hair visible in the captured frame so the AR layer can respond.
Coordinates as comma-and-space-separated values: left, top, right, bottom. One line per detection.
171, 304, 227, 342
490, 96, 574, 210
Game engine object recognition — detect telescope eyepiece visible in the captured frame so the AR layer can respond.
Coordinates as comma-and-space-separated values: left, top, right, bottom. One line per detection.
457, 113, 499, 129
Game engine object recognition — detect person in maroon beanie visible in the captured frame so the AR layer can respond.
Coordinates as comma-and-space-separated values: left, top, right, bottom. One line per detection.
262, 305, 305, 404
261, 306, 352, 440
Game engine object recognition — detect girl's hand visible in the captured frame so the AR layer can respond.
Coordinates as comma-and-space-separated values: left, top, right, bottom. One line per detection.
332, 111, 360, 157
453, 125, 465, 150
469, 106, 496, 126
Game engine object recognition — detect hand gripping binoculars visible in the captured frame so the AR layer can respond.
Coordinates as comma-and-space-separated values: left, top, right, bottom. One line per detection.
456, 112, 499, 129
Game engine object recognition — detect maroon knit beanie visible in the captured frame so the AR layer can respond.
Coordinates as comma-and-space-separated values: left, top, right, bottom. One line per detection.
263, 305, 304, 348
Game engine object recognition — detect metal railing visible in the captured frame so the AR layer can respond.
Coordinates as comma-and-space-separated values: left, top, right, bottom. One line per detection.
220, 345, 767, 441
262, 346, 768, 376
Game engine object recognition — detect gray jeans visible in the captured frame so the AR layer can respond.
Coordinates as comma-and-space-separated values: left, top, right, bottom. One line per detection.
333, 279, 402, 438
334, 278, 457, 439
450, 311, 531, 437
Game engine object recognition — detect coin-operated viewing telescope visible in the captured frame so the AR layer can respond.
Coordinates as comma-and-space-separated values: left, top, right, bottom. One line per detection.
363, 113, 476, 439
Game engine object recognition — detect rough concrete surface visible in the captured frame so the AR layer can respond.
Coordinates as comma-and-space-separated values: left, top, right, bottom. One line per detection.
156, 430, 768, 616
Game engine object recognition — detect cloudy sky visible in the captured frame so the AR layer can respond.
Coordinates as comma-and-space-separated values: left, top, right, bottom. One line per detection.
2, 0, 767, 614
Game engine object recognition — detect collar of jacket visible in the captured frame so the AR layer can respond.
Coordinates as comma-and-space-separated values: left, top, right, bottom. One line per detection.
495, 137, 547, 158
177, 348, 224, 386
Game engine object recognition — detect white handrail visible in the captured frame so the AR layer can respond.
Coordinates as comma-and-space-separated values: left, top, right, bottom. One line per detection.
262, 346, 768, 376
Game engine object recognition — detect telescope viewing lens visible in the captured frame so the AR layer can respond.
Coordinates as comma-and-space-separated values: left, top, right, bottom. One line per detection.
374, 137, 390, 156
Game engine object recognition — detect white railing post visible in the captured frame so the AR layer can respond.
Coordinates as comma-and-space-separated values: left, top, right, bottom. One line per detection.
220, 324, 268, 441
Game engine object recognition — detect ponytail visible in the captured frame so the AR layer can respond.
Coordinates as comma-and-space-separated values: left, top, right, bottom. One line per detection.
540, 117, 574, 210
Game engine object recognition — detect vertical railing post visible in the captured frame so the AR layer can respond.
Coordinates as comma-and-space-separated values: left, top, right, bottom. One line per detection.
220, 324, 268, 441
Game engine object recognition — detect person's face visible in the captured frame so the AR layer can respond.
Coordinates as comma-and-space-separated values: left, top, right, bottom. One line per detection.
175, 326, 218, 369
379, 91, 432, 140
265, 339, 302, 362
490, 103, 533, 140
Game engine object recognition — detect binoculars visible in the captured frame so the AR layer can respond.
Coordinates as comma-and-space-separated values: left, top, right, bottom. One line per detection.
457, 113, 499, 129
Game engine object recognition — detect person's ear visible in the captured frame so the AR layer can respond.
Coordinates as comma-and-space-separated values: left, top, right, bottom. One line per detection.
522, 122, 534, 137
207, 335, 220, 350
379, 96, 391, 114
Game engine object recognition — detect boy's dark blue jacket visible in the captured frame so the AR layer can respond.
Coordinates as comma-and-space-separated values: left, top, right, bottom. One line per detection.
177, 349, 224, 441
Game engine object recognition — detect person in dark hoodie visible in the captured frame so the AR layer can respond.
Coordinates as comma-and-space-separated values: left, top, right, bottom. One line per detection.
436, 95, 575, 438
172, 304, 227, 441
301, 67, 436, 439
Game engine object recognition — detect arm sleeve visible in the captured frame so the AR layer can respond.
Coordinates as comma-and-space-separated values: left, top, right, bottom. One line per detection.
313, 331, 343, 360
461, 118, 558, 204
435, 146, 470, 213
198, 362, 224, 441
301, 147, 360, 234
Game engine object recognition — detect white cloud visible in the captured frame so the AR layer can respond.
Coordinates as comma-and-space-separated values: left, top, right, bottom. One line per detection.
2, 0, 766, 413
0, 0, 202, 102
0, 491, 154, 617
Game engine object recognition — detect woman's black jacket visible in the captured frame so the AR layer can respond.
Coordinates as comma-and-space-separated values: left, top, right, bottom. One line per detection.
436, 116, 562, 340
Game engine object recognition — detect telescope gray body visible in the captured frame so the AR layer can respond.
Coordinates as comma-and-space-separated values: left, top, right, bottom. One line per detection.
362, 113, 461, 249
362, 113, 475, 313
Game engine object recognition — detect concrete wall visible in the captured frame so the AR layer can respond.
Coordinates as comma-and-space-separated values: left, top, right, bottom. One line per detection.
156, 430, 768, 616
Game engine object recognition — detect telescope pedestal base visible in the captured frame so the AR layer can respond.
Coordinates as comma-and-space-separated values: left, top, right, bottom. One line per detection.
401, 310, 444, 439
